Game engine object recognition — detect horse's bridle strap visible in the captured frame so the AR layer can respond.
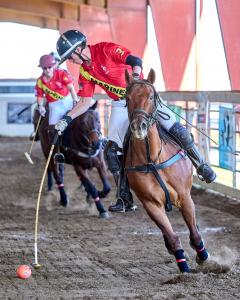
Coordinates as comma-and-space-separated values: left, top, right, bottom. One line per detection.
127, 81, 158, 128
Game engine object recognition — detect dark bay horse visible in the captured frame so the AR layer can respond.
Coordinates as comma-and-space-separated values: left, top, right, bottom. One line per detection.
35, 105, 111, 218
124, 69, 210, 272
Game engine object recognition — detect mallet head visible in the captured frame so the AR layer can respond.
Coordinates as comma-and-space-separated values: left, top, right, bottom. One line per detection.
24, 152, 34, 164
32, 262, 41, 269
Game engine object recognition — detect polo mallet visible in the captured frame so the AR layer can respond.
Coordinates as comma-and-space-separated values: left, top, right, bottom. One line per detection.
32, 132, 59, 269
17, 101, 37, 116
24, 115, 42, 164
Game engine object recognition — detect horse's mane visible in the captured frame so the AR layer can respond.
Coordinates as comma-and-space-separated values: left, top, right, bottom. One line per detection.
156, 123, 179, 148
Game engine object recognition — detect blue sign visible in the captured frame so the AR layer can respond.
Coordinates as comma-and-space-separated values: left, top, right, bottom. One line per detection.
219, 106, 235, 170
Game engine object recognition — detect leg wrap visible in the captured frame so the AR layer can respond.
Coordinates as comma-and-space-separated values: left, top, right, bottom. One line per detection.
174, 249, 190, 273
190, 240, 209, 262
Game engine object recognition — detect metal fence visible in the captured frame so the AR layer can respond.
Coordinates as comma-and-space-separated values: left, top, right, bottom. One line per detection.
94, 91, 240, 198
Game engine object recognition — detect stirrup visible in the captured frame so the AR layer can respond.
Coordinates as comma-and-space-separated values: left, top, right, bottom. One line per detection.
53, 152, 65, 164
196, 163, 216, 184
108, 198, 137, 213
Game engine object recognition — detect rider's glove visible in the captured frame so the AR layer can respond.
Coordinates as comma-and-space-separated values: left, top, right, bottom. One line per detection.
38, 104, 46, 117
55, 115, 72, 135
73, 100, 78, 107
132, 72, 140, 81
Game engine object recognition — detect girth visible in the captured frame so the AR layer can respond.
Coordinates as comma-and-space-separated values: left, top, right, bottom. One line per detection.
125, 150, 185, 173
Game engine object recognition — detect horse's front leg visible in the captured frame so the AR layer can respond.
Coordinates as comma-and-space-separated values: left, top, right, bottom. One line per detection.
139, 196, 190, 273
73, 165, 110, 219
49, 160, 68, 207
180, 193, 209, 264
96, 155, 111, 198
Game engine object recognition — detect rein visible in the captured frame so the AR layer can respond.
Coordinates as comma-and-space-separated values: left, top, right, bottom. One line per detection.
64, 140, 102, 158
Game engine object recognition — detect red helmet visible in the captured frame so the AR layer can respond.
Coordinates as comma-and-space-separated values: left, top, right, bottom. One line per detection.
38, 54, 56, 68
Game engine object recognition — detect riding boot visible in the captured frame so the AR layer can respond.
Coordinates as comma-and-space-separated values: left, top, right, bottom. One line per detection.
169, 122, 216, 183
108, 169, 136, 212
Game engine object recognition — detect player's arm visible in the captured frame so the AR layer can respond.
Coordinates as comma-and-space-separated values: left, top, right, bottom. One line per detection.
67, 82, 79, 105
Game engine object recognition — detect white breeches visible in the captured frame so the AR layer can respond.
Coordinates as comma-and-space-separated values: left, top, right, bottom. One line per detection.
48, 95, 73, 125
107, 99, 177, 149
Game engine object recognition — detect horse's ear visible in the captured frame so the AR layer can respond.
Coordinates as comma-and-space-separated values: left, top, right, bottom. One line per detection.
125, 69, 133, 86
147, 68, 156, 84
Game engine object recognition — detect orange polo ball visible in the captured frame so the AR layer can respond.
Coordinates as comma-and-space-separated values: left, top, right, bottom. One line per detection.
16, 265, 32, 279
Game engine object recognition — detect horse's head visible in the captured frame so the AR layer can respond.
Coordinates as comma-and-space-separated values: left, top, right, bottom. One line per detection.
125, 68, 157, 140
77, 110, 102, 153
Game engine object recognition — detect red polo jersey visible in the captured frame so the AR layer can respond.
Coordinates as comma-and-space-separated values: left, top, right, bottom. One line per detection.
35, 69, 73, 103
77, 42, 139, 100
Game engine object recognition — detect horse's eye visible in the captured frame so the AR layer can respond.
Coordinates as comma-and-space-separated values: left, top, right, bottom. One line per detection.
149, 95, 154, 101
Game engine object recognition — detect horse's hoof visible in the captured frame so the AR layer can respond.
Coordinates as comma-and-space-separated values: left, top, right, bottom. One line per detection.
196, 253, 210, 265
99, 212, 111, 219
98, 188, 111, 198
60, 197, 69, 207
53, 152, 65, 164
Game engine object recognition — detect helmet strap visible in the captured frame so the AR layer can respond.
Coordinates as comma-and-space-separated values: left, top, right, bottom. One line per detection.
75, 47, 90, 63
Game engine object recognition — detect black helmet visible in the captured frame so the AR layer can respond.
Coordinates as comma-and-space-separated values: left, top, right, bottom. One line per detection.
56, 30, 87, 65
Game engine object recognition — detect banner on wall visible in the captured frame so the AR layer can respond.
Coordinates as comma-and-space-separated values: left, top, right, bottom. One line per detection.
168, 105, 183, 123
219, 106, 235, 170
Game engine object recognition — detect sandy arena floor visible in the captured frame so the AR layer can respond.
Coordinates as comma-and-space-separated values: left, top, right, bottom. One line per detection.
0, 137, 239, 299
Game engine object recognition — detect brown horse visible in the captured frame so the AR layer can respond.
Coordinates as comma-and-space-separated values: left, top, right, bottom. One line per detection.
124, 69, 210, 272
35, 104, 111, 218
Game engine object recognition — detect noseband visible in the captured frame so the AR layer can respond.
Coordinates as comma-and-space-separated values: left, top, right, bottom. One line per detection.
126, 80, 159, 130
81, 128, 101, 145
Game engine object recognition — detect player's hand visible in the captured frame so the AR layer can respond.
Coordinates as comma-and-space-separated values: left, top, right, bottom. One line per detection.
38, 105, 46, 117
73, 100, 78, 107
55, 115, 72, 135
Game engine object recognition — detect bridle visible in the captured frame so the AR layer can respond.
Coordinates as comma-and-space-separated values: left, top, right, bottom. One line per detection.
126, 79, 159, 131
78, 110, 102, 154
